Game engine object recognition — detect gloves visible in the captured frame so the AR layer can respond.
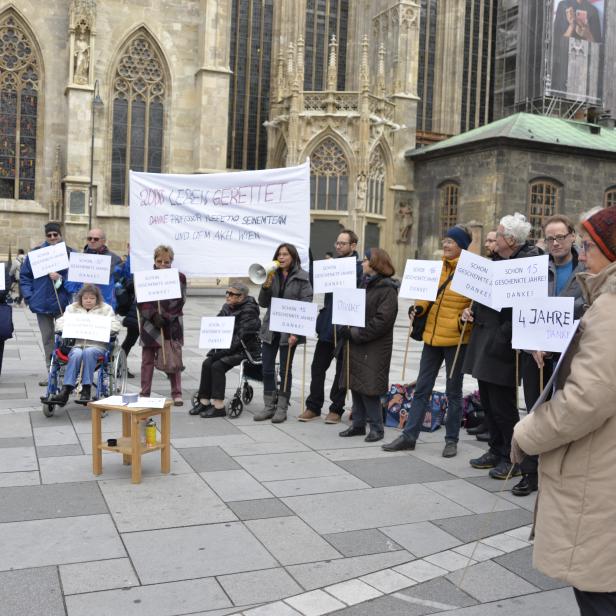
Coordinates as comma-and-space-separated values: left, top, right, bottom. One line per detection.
510, 437, 526, 465
151, 313, 165, 329
337, 326, 352, 341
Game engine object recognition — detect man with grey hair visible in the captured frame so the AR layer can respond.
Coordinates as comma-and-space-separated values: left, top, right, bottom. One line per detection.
462, 213, 541, 480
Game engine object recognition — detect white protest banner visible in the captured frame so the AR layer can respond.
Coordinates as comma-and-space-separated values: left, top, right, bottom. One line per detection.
68, 252, 112, 285
0, 264, 4, 291
332, 288, 366, 327
492, 254, 549, 310
512, 297, 576, 352
269, 298, 318, 338
399, 259, 444, 301
312, 257, 357, 294
29, 242, 70, 279
198, 316, 235, 349
450, 249, 493, 307
129, 162, 310, 277
61, 312, 112, 343
134, 268, 181, 303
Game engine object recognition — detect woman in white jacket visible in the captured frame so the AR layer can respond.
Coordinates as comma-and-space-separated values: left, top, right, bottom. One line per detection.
46, 284, 120, 405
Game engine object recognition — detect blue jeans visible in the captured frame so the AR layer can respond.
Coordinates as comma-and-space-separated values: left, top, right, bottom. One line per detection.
262, 335, 296, 396
64, 346, 102, 387
402, 343, 466, 443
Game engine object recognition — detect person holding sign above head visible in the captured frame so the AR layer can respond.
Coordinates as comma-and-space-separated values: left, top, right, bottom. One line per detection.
462, 213, 541, 480
253, 243, 313, 423
339, 248, 398, 443
512, 207, 616, 616
301, 229, 362, 424
382, 225, 473, 458
138, 245, 187, 406
20, 222, 75, 385
190, 282, 261, 418
42, 285, 120, 406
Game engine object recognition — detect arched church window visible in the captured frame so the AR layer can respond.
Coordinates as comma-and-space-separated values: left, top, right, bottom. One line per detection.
528, 179, 559, 242
367, 147, 385, 215
440, 182, 459, 238
310, 137, 349, 211
604, 186, 616, 208
0, 13, 39, 200
110, 33, 166, 205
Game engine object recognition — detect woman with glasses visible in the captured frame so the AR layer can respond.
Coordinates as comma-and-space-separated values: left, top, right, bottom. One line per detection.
190, 282, 261, 418
253, 243, 313, 423
138, 245, 187, 406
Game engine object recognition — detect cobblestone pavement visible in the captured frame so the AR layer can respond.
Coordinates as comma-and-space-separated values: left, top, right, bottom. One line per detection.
0, 293, 577, 616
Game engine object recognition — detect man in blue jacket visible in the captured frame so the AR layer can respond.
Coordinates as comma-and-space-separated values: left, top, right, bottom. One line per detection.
300, 229, 362, 423
20, 222, 75, 384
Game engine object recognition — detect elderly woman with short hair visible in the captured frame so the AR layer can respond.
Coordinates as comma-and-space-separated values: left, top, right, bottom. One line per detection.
190, 281, 261, 418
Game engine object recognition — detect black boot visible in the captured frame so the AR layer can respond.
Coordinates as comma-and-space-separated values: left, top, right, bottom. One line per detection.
79, 385, 91, 403
49, 385, 73, 407
467, 423, 486, 435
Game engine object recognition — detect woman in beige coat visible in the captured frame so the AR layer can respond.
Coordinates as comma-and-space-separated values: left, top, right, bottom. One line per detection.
513, 206, 616, 616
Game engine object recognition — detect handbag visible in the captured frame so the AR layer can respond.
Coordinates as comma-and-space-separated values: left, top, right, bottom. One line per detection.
154, 339, 184, 373
410, 272, 454, 341
0, 303, 14, 341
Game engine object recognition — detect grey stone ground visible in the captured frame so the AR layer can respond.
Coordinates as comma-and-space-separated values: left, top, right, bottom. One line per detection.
0, 293, 578, 616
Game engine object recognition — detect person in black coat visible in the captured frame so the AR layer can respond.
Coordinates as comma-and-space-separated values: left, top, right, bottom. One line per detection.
190, 281, 261, 418
0, 263, 12, 377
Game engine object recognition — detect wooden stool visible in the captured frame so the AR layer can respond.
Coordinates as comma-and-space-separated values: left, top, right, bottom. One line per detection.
88, 399, 172, 484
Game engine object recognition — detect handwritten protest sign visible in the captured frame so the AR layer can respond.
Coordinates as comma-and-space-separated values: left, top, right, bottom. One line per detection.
332, 288, 366, 327
492, 255, 549, 310
129, 162, 310, 277
269, 298, 317, 338
134, 268, 181, 303
512, 297, 576, 352
451, 250, 493, 307
399, 259, 444, 301
62, 312, 112, 343
312, 257, 357, 294
198, 317, 235, 349
29, 242, 70, 279
68, 252, 112, 285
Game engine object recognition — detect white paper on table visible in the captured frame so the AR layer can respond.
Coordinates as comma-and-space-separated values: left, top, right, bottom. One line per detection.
312, 257, 358, 294
199, 316, 235, 349
450, 249, 493, 307
29, 242, 70, 279
68, 252, 112, 285
399, 259, 444, 301
332, 288, 366, 327
512, 297, 576, 353
269, 298, 318, 338
61, 312, 112, 343
95, 396, 166, 408
491, 254, 549, 310
134, 268, 181, 303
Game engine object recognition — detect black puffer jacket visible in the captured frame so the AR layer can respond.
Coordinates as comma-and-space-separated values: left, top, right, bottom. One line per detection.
463, 242, 541, 387
342, 275, 399, 396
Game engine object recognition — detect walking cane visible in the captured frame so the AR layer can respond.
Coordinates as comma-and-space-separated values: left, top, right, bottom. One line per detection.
345, 339, 350, 402
539, 364, 544, 395
157, 301, 166, 366
301, 342, 307, 414
53, 283, 63, 315
402, 319, 412, 382
449, 301, 473, 379
515, 349, 520, 410
282, 342, 292, 394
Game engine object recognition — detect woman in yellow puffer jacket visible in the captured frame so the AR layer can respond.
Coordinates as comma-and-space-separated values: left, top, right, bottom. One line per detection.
382, 224, 472, 458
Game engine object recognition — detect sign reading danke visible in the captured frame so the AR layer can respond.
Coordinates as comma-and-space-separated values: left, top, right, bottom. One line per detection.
62, 312, 112, 343
399, 259, 444, 301
312, 257, 357, 294
29, 242, 70, 279
198, 317, 235, 349
491, 255, 549, 310
269, 298, 317, 338
134, 268, 182, 303
68, 253, 112, 285
450, 250, 493, 307
332, 288, 366, 327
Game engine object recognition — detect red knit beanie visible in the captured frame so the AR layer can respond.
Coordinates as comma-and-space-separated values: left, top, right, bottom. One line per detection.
582, 208, 616, 262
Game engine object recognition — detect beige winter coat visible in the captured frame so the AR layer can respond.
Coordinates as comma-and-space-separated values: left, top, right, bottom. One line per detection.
514, 260, 616, 592
55, 302, 121, 351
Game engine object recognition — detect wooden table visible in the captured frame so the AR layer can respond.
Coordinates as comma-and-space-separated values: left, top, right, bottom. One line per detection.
88, 399, 172, 484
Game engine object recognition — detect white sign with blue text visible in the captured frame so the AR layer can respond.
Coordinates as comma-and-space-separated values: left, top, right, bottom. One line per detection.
134, 268, 181, 303
399, 259, 444, 301
312, 257, 357, 294
269, 298, 318, 338
198, 317, 235, 350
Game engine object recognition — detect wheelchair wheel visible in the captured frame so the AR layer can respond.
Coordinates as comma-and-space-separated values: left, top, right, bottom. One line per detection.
110, 348, 128, 395
242, 382, 254, 405
229, 397, 243, 418
42, 402, 55, 418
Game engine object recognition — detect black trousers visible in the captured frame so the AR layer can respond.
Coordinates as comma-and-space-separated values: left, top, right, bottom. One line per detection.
121, 323, 140, 359
305, 339, 346, 415
574, 588, 616, 616
198, 356, 238, 400
478, 380, 519, 464
0, 339, 4, 376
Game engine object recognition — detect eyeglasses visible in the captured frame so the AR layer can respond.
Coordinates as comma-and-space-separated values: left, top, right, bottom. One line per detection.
335, 241, 350, 246
155, 259, 171, 266
581, 240, 597, 253
87, 236, 102, 241
225, 290, 242, 297
46, 232, 59, 238
545, 234, 571, 244
441, 239, 456, 246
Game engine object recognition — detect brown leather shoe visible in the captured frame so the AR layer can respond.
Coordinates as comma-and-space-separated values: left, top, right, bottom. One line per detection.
324, 412, 341, 424
298, 409, 320, 422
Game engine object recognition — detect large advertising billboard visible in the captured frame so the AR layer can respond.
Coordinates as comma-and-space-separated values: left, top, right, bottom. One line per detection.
548, 0, 606, 104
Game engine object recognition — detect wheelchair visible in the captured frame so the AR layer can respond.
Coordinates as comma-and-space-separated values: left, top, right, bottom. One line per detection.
41, 335, 128, 417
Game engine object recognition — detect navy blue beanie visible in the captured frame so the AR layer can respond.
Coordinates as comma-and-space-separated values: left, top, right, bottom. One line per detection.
446, 226, 471, 250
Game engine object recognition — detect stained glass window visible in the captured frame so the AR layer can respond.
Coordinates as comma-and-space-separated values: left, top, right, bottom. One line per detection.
111, 33, 166, 205
0, 13, 39, 200
310, 137, 348, 211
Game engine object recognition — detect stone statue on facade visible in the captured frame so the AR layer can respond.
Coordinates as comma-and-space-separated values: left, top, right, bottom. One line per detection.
397, 201, 414, 243
73, 27, 90, 84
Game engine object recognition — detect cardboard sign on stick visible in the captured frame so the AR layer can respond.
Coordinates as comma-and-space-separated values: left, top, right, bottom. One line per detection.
134, 268, 181, 303
198, 317, 235, 349
312, 257, 358, 294
269, 298, 317, 338
450, 250, 493, 307
68, 252, 112, 285
399, 259, 444, 301
29, 242, 70, 279
332, 288, 366, 327
61, 312, 112, 343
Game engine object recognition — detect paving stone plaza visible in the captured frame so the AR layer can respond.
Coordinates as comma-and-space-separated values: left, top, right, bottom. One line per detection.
0, 292, 578, 616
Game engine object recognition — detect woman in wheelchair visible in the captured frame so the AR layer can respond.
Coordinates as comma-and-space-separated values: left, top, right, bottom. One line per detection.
44, 284, 121, 405
190, 281, 261, 418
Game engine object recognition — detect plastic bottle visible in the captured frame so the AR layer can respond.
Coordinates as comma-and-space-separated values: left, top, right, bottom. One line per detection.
145, 418, 157, 447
